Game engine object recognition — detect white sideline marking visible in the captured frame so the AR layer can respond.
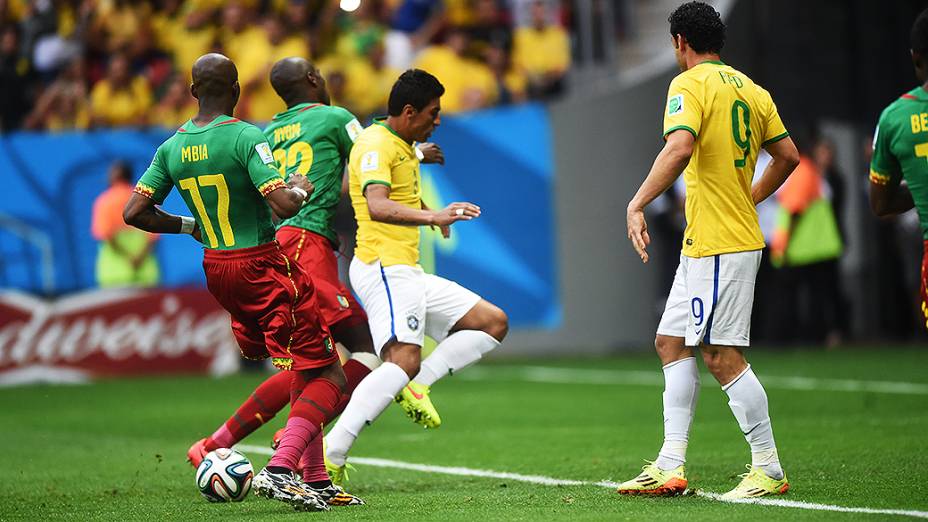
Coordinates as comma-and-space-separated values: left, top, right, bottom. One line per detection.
236, 444, 928, 519
460, 366, 928, 396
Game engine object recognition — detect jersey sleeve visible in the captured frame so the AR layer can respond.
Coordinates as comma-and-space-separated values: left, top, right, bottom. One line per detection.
134, 145, 173, 204
357, 141, 394, 192
333, 107, 363, 158
238, 125, 287, 197
663, 74, 702, 139
760, 88, 789, 146
869, 110, 902, 186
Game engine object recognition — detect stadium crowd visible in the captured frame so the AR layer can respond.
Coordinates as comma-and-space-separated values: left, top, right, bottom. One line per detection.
0, 0, 572, 131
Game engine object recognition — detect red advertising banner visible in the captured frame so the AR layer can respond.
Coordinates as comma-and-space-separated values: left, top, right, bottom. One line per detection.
0, 288, 239, 385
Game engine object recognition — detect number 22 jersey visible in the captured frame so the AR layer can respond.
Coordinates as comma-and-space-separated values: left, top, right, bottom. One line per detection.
663, 60, 790, 258
134, 116, 287, 250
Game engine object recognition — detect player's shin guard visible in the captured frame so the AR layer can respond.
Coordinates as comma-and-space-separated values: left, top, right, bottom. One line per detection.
723, 365, 784, 480
325, 362, 409, 466
207, 370, 292, 450
268, 377, 341, 471
655, 357, 699, 471
413, 330, 499, 387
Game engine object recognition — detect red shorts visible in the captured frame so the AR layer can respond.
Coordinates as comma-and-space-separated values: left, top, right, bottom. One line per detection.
203, 241, 339, 371
276, 226, 367, 332
921, 240, 928, 329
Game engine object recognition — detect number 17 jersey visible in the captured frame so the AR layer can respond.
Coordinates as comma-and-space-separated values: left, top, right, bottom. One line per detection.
135, 116, 287, 250
663, 60, 790, 258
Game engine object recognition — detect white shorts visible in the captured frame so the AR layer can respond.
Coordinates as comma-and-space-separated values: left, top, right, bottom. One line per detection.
656, 250, 761, 347
349, 257, 483, 355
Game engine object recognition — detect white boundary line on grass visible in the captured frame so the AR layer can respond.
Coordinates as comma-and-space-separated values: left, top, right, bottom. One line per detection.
236, 444, 928, 519
459, 366, 928, 396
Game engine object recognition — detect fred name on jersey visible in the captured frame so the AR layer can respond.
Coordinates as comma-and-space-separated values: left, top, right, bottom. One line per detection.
181, 144, 208, 163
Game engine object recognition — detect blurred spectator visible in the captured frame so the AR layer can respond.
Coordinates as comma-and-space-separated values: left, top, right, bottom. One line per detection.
384, 0, 445, 69
150, 73, 195, 128
416, 28, 496, 113
339, 41, 400, 120
469, 0, 512, 54
89, 52, 152, 126
24, 56, 89, 130
513, 0, 569, 99
91, 160, 159, 288
220, 2, 270, 99
0, 23, 33, 130
770, 151, 844, 344
31, 0, 86, 74
89, 0, 149, 54
151, 1, 217, 79
242, 14, 310, 122
485, 43, 525, 105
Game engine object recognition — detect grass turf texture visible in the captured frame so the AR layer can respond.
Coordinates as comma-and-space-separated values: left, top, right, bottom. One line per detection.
1, 347, 926, 521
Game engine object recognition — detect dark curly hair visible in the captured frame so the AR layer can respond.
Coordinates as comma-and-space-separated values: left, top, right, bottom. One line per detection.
668, 1, 725, 55
912, 7, 928, 56
388, 69, 445, 116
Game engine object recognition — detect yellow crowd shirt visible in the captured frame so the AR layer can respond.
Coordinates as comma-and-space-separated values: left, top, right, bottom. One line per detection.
90, 77, 153, 126
349, 120, 422, 266
513, 25, 570, 77
663, 60, 789, 257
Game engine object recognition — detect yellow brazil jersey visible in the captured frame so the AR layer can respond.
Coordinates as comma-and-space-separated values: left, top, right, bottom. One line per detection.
349, 120, 421, 267
663, 60, 789, 258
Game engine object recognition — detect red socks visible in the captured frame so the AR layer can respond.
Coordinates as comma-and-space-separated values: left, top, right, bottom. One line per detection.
206, 370, 291, 450
268, 375, 342, 471
331, 358, 373, 418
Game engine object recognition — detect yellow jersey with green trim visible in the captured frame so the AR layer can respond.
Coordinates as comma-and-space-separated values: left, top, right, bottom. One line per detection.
663, 60, 789, 257
348, 120, 422, 266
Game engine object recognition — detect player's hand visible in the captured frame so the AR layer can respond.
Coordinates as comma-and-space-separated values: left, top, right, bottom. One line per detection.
288, 174, 315, 197
430, 223, 452, 239
432, 202, 480, 226
191, 222, 202, 243
626, 205, 650, 264
417, 143, 445, 165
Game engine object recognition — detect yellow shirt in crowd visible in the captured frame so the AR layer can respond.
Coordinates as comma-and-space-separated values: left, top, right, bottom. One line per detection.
513, 25, 570, 77
90, 77, 153, 126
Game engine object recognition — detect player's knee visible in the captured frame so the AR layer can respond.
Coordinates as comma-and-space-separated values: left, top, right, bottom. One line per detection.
485, 306, 509, 341
382, 342, 422, 378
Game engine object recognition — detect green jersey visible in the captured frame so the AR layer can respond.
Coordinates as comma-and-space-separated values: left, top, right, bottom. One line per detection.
135, 116, 287, 250
263, 103, 362, 246
871, 86, 928, 239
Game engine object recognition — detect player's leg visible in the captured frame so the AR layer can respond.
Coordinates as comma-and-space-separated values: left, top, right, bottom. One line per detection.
395, 273, 506, 428
617, 255, 695, 496
696, 250, 787, 498
323, 258, 426, 483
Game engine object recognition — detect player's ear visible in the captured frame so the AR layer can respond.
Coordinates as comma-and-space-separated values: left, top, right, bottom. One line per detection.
190, 82, 198, 100
403, 104, 416, 119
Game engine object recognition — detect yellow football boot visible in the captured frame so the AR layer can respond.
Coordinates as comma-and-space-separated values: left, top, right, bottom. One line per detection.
325, 455, 354, 487
395, 381, 441, 428
616, 462, 688, 496
720, 465, 789, 499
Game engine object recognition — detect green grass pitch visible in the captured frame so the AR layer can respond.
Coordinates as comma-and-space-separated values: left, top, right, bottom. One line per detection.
1, 347, 927, 521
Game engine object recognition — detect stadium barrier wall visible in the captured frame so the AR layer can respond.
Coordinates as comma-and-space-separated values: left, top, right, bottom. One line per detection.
0, 288, 239, 385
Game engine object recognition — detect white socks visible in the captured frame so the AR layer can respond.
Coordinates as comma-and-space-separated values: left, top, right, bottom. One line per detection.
655, 357, 700, 471
723, 365, 783, 480
324, 362, 409, 466
413, 330, 500, 387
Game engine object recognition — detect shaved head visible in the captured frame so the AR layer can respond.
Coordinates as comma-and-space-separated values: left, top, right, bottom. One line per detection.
191, 53, 238, 100
269, 56, 329, 107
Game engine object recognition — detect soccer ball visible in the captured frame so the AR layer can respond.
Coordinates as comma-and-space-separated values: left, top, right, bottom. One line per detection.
195, 448, 253, 502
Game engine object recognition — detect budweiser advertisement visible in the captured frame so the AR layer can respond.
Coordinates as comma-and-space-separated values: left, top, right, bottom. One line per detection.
0, 288, 240, 386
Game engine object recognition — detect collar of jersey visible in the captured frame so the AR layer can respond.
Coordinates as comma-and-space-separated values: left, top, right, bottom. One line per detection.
179, 115, 238, 134
695, 59, 726, 67
905, 86, 928, 101
274, 103, 322, 119
372, 117, 405, 140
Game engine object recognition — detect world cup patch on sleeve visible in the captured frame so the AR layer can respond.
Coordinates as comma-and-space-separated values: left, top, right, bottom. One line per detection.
361, 151, 379, 172
255, 142, 275, 164
345, 119, 363, 142
668, 94, 684, 116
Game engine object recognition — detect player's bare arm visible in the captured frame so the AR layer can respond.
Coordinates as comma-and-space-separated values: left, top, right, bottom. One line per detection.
626, 129, 694, 263
364, 184, 479, 227
417, 142, 445, 165
265, 173, 314, 219
123, 193, 201, 241
870, 178, 915, 217
751, 136, 800, 205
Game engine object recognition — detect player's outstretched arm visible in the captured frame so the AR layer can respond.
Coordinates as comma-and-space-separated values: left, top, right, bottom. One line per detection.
626, 130, 694, 263
265, 174, 314, 219
123, 193, 200, 240
365, 184, 479, 227
752, 136, 800, 205
869, 180, 914, 217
